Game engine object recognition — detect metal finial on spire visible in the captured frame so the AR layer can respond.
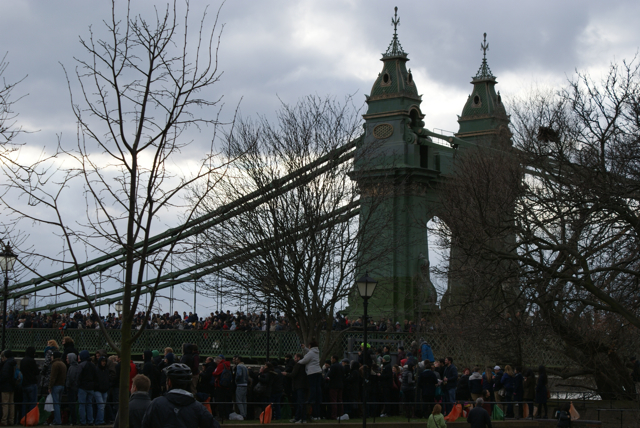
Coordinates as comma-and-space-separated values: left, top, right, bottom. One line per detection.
383, 6, 407, 58
474, 32, 495, 80
481, 32, 489, 59
392, 6, 400, 35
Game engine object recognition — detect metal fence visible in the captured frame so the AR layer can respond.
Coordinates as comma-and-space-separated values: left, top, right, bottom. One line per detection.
1, 328, 581, 367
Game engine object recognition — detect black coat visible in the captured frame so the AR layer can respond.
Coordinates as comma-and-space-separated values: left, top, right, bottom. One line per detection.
142, 361, 162, 399
326, 362, 344, 390
114, 392, 151, 428
287, 363, 308, 391
20, 355, 40, 386
419, 369, 438, 396
95, 363, 111, 393
467, 406, 493, 428
78, 360, 98, 391
0, 358, 16, 392
141, 390, 218, 428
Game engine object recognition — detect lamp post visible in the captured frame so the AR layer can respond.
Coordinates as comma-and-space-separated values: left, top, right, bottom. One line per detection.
262, 276, 275, 363
115, 301, 123, 318
356, 272, 377, 428
0, 242, 18, 351
20, 295, 29, 311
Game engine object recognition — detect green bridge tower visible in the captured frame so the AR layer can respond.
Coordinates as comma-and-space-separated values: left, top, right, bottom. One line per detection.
349, 11, 510, 323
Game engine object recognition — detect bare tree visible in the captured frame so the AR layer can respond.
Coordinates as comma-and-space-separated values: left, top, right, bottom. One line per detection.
189, 95, 393, 360
0, 53, 26, 152
1, 2, 234, 426
433, 59, 640, 399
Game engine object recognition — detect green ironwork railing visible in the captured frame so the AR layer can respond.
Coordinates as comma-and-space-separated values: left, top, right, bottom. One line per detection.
1, 328, 577, 367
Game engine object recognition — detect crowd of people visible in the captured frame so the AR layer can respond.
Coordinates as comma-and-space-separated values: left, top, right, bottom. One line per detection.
4, 308, 429, 334
0, 334, 592, 427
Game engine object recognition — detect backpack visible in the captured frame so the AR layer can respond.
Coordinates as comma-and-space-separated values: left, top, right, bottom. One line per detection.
219, 367, 233, 387
14, 366, 23, 388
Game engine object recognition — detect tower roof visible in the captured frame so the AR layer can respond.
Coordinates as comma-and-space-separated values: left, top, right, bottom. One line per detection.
365, 7, 420, 112
456, 33, 510, 144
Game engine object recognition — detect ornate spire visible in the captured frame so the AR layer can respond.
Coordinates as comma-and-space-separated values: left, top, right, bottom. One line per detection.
383, 7, 407, 59
473, 33, 495, 80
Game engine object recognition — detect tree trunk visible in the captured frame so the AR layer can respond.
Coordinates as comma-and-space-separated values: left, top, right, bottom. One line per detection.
117, 327, 132, 428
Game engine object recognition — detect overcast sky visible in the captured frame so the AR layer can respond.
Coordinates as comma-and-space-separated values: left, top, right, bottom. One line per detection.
1, 0, 639, 317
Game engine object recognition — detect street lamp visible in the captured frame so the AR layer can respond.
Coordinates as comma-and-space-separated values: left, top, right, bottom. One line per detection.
20, 295, 29, 311
114, 301, 123, 317
356, 272, 377, 428
0, 241, 18, 351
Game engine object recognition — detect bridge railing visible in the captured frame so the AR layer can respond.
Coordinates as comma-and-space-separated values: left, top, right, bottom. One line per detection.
2, 328, 581, 367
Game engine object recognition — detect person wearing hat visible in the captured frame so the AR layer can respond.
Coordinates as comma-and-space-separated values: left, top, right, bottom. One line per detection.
49, 351, 67, 425
142, 363, 217, 428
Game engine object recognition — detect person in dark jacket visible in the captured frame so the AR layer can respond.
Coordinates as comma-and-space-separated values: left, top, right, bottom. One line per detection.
345, 361, 361, 418
0, 350, 17, 426
514, 367, 524, 419
442, 357, 458, 416
66, 353, 81, 426
270, 364, 285, 420
114, 374, 152, 428
61, 336, 79, 367
284, 353, 309, 423
197, 356, 216, 400
419, 362, 438, 416
142, 363, 218, 428
469, 367, 484, 400
94, 357, 111, 424
501, 365, 516, 418
142, 350, 161, 399
523, 369, 536, 419
401, 364, 416, 418
158, 352, 175, 394
78, 350, 97, 425
457, 367, 472, 401
535, 365, 549, 419
467, 397, 493, 428
378, 355, 393, 417
50, 351, 67, 425
326, 355, 344, 419
20, 346, 40, 418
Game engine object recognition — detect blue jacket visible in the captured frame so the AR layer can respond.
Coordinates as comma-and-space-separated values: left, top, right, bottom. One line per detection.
501, 372, 515, 391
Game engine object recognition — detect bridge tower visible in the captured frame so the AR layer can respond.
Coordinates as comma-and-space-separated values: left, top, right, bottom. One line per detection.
349, 7, 442, 323
349, 11, 511, 323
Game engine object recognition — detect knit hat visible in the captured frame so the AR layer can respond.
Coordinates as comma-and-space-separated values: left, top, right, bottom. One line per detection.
382, 355, 391, 363
79, 350, 91, 361
152, 350, 160, 358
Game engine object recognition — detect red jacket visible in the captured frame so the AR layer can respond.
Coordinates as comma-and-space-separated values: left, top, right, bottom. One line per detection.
129, 360, 138, 389
212, 360, 231, 388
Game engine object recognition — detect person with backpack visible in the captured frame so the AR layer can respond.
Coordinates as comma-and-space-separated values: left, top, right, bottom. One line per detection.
49, 351, 67, 425
212, 355, 233, 419
142, 363, 219, 428
0, 350, 18, 425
